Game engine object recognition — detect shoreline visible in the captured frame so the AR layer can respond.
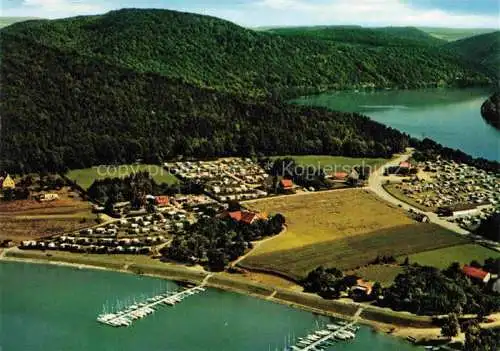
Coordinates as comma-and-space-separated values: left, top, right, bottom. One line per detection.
0, 251, 449, 346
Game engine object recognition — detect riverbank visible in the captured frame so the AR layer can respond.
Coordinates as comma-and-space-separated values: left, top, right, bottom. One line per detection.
1, 249, 456, 346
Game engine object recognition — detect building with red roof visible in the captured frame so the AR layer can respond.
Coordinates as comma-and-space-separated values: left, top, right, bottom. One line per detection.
333, 172, 349, 180
279, 179, 294, 191
155, 196, 170, 207
462, 265, 491, 283
224, 210, 264, 225
399, 161, 411, 169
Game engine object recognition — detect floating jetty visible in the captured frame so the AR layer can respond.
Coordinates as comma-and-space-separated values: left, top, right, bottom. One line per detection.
275, 306, 364, 351
97, 285, 206, 327
287, 321, 359, 351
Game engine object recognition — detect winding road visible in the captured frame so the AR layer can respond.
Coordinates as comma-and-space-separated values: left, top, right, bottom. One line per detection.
367, 149, 470, 236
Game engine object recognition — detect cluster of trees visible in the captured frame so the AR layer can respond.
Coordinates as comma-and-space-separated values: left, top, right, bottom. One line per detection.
301, 266, 382, 300
464, 321, 499, 351
380, 263, 500, 316
411, 138, 500, 173
162, 214, 285, 271
87, 172, 161, 207
440, 315, 499, 350
476, 213, 500, 242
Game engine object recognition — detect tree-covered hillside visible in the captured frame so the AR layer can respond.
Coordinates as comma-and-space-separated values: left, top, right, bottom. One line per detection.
447, 31, 500, 79
0, 33, 410, 173
2, 9, 490, 98
268, 25, 445, 47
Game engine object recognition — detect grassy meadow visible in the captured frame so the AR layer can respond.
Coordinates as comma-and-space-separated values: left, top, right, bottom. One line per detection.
404, 244, 500, 269
239, 189, 466, 280
66, 164, 178, 189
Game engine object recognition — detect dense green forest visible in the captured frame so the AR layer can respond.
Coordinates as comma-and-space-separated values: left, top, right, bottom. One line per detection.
447, 31, 500, 80
267, 25, 445, 47
0, 29, 411, 173
480, 92, 500, 130
1, 9, 490, 99
0, 9, 497, 173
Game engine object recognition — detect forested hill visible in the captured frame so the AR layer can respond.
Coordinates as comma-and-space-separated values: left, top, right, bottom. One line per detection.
0, 32, 410, 173
1, 9, 491, 98
447, 31, 500, 79
266, 26, 445, 47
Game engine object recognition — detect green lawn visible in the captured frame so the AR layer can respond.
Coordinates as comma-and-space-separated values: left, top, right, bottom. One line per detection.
67, 164, 179, 189
273, 155, 388, 174
404, 244, 500, 269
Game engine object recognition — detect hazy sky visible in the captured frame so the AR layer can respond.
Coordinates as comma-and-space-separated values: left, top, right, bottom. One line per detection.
2, 0, 499, 28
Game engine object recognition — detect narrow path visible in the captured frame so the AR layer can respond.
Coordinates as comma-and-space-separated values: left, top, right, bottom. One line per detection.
267, 290, 277, 300
229, 226, 287, 267
201, 273, 213, 286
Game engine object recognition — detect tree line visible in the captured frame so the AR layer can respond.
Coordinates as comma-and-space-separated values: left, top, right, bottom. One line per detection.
161, 215, 285, 271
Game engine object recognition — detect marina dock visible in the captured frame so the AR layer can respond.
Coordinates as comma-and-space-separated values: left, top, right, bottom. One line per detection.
97, 284, 206, 327
282, 306, 364, 351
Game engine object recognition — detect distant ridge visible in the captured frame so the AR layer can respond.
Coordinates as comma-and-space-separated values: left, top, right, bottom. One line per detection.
0, 16, 42, 28
447, 31, 500, 79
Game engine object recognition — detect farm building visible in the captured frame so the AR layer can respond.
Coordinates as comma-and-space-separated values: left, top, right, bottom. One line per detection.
462, 265, 491, 283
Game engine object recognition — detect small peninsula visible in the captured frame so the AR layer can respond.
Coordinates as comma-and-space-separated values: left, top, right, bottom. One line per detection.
481, 92, 500, 129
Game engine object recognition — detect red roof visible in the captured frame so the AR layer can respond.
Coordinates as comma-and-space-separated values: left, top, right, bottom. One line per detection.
462, 265, 489, 281
280, 179, 294, 189
333, 172, 349, 179
227, 210, 261, 224
155, 196, 170, 206
399, 161, 411, 169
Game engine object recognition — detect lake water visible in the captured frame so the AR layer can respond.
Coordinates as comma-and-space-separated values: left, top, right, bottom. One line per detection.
0, 262, 420, 351
294, 88, 500, 161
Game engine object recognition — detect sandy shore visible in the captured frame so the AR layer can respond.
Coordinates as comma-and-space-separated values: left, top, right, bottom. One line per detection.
0, 250, 471, 346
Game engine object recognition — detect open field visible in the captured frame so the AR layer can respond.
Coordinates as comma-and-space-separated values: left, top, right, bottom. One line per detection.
383, 184, 434, 212
241, 224, 466, 281
66, 164, 178, 189
0, 189, 95, 241
239, 189, 466, 280
245, 189, 415, 253
273, 155, 388, 175
404, 244, 500, 269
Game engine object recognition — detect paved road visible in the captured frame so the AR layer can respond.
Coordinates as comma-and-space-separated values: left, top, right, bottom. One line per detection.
367, 149, 470, 236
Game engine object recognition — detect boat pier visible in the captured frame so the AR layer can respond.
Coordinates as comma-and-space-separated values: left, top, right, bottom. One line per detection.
97, 284, 206, 327
284, 306, 364, 351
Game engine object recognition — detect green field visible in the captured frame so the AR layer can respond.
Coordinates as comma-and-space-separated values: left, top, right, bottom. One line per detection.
404, 244, 500, 269
273, 155, 388, 174
241, 224, 466, 281
67, 164, 179, 189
